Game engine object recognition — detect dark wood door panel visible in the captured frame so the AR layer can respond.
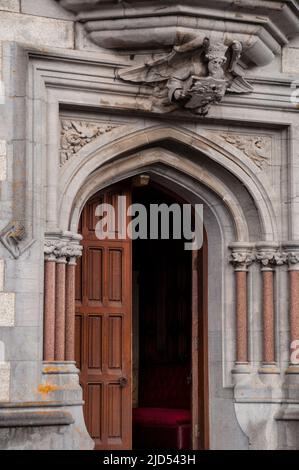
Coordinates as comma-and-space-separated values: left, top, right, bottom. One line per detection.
76, 186, 132, 450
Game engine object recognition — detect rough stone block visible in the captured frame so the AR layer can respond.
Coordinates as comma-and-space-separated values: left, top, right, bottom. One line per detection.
0, 11, 74, 49
0, 259, 4, 291
0, 292, 15, 326
0, 140, 7, 181
0, 361, 10, 401
283, 47, 299, 75
21, 0, 74, 20
0, 1, 19, 12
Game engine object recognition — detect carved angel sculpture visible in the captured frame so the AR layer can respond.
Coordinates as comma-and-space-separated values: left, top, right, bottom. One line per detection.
117, 37, 253, 115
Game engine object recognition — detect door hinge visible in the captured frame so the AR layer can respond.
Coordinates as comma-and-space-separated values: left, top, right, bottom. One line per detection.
194, 424, 200, 438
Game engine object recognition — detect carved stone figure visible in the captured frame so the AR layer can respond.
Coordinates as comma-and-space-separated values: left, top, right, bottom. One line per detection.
117, 37, 253, 115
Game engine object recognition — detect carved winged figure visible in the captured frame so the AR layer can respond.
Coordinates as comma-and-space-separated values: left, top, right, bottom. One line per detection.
117, 37, 253, 115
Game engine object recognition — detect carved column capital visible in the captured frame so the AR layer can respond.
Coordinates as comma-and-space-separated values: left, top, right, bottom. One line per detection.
255, 242, 286, 270
282, 242, 299, 271
229, 243, 255, 271
44, 232, 83, 264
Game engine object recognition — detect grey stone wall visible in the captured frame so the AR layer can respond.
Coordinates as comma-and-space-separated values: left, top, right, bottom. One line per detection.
0, 0, 298, 450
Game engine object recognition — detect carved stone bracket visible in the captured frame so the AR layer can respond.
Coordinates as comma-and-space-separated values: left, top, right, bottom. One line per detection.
60, 120, 119, 166
117, 38, 253, 116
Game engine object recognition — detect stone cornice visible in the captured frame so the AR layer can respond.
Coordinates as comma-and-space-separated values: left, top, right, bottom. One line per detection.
58, 0, 299, 67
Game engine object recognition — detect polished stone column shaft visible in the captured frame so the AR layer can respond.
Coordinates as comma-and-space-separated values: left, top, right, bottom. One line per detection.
44, 259, 56, 361
55, 260, 66, 361
65, 259, 76, 361
235, 270, 248, 363
262, 269, 275, 364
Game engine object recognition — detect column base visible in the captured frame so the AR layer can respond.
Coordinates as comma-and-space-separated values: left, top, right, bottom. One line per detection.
259, 363, 280, 374
232, 362, 252, 374
286, 364, 299, 374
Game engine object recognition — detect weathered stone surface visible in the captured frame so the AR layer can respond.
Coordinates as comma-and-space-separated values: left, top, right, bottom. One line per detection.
0, 259, 4, 291
0, 140, 7, 181
0, 1, 19, 13
21, 0, 74, 20
57, 0, 299, 69
282, 47, 299, 74
0, 292, 14, 326
0, 362, 10, 401
0, 0, 298, 452
0, 11, 74, 49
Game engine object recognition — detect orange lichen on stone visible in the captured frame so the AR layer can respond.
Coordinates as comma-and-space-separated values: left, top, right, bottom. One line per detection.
43, 366, 63, 373
37, 384, 58, 394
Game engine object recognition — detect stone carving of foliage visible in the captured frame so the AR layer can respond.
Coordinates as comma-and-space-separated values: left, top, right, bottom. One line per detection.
60, 120, 118, 166
220, 134, 271, 168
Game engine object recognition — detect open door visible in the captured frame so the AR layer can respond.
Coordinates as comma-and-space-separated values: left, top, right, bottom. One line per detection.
75, 185, 132, 450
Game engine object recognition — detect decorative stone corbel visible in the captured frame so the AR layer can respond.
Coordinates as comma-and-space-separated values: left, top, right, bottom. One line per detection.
0, 220, 26, 259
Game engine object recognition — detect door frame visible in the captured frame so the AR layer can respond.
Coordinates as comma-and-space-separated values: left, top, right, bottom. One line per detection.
192, 230, 209, 450
77, 179, 209, 450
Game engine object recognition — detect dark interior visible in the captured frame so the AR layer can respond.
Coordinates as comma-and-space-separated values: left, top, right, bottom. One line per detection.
132, 184, 192, 450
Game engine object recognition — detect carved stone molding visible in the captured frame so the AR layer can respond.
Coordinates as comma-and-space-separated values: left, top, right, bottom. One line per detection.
117, 38, 253, 116
220, 134, 271, 168
60, 120, 119, 166
57, 1, 299, 68
0, 220, 26, 259
44, 232, 83, 263
230, 242, 289, 269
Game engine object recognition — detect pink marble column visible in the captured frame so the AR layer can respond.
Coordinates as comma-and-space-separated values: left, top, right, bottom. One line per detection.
44, 259, 56, 361
65, 259, 76, 361
55, 259, 66, 361
235, 270, 248, 363
262, 269, 275, 364
230, 245, 254, 368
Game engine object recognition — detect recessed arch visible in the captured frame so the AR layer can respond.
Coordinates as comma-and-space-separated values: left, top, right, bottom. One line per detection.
58, 125, 278, 242
68, 148, 250, 242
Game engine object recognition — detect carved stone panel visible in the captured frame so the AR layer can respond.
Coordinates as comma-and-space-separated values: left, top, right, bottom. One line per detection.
60, 119, 120, 166
220, 134, 272, 169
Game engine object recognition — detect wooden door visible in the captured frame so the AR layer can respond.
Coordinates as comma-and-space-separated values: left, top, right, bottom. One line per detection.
75, 185, 132, 450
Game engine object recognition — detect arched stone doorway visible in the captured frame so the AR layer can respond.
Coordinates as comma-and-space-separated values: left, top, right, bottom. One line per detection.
75, 179, 209, 450
43, 126, 280, 450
